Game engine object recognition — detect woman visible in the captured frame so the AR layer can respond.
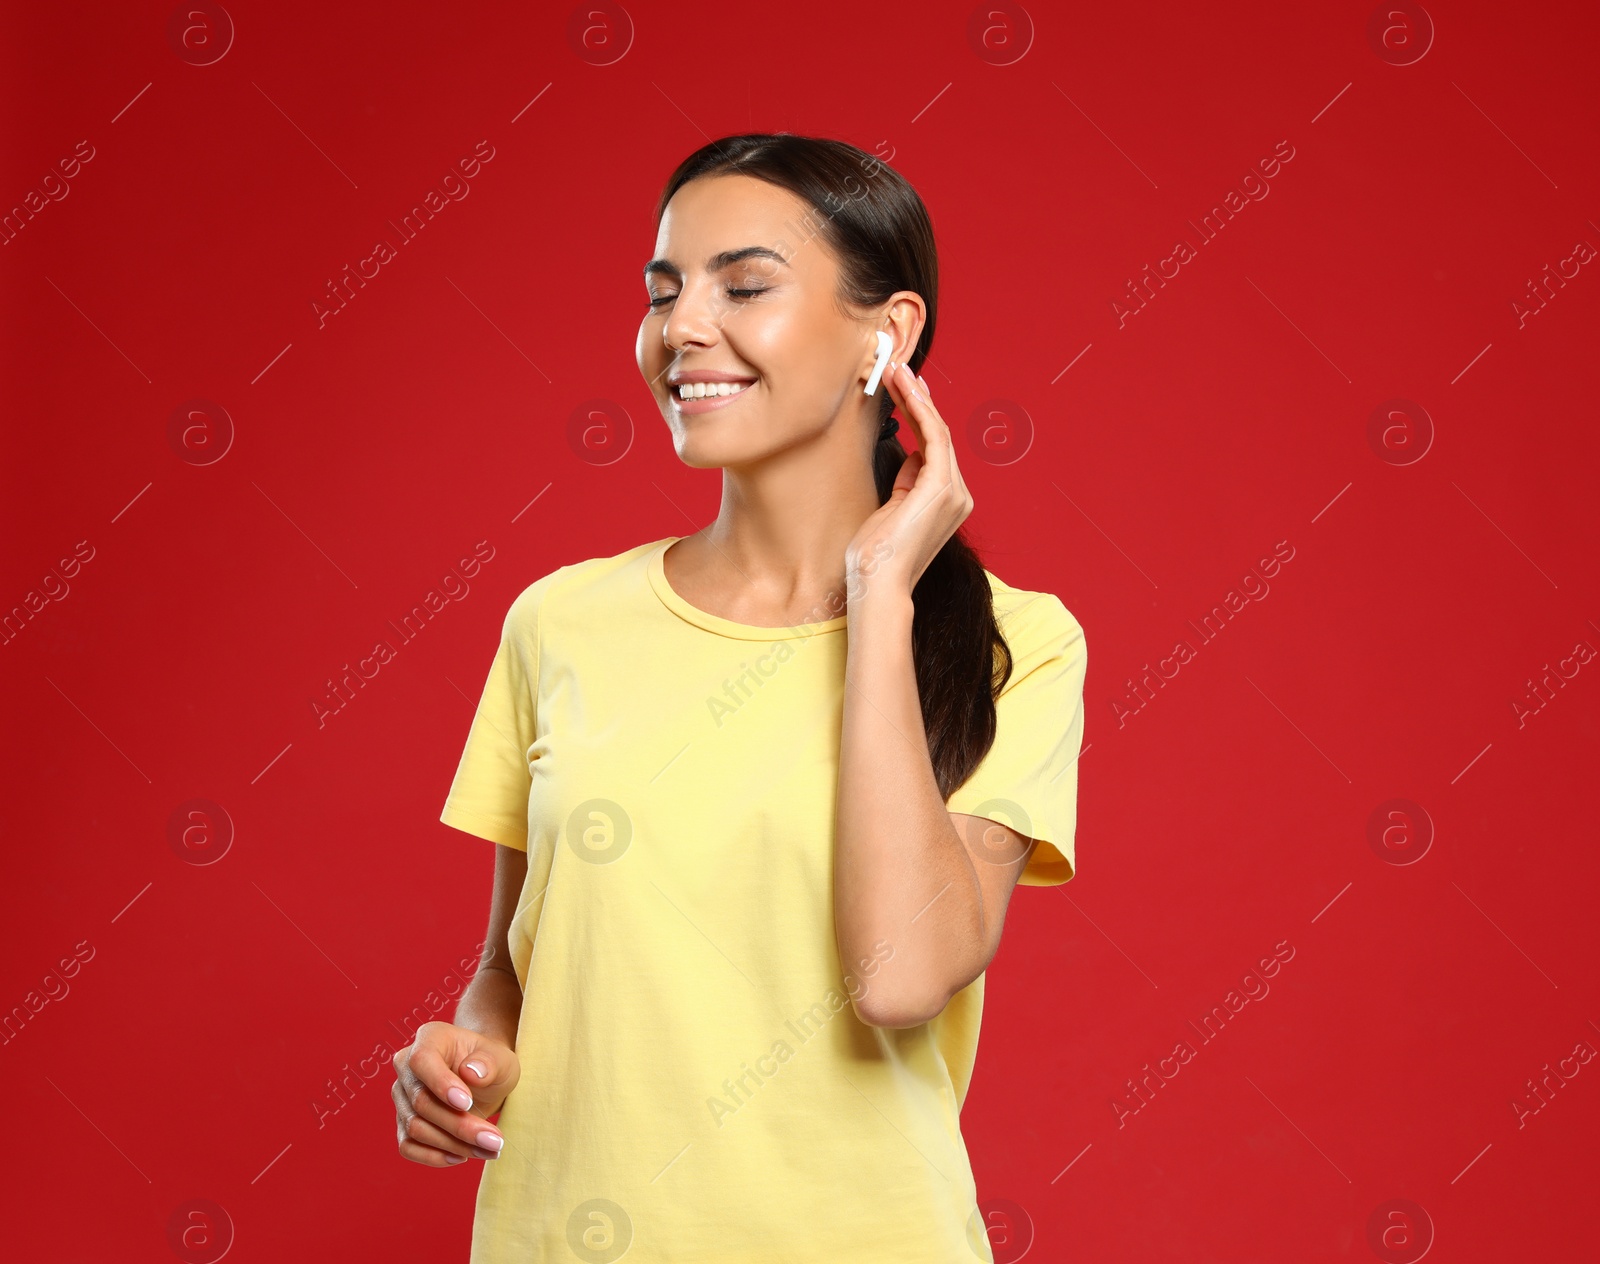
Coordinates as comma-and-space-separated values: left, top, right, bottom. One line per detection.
391, 133, 1088, 1263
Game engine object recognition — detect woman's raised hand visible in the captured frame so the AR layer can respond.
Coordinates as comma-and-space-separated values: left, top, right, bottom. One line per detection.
846, 361, 974, 602
391, 1020, 520, 1167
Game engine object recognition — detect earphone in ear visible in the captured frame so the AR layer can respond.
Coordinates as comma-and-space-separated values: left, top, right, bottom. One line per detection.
863, 330, 894, 396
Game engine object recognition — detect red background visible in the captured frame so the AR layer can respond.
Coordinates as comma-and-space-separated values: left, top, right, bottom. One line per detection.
3, 1, 1597, 1260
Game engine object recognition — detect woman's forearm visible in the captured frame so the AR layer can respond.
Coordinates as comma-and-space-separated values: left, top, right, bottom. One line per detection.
834, 587, 986, 1027
451, 964, 523, 1050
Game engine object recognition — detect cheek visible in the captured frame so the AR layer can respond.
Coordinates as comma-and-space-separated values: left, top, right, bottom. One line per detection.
735, 312, 851, 406
733, 305, 811, 374
637, 318, 665, 365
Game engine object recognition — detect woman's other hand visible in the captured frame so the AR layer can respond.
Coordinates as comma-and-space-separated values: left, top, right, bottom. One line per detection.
391, 1020, 520, 1166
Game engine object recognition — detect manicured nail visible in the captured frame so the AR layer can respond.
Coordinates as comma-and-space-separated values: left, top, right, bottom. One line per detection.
445, 1154, 468, 1165
464, 1061, 487, 1079
476, 1130, 504, 1153
446, 1085, 473, 1111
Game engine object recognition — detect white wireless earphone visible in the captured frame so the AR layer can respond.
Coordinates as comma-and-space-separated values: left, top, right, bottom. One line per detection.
863, 330, 894, 396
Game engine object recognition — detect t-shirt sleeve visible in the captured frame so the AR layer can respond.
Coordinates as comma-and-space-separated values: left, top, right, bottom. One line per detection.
438, 574, 557, 850
945, 592, 1087, 886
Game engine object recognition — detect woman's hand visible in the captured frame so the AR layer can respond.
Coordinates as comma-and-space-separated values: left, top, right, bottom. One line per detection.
845, 361, 973, 603
391, 1020, 520, 1167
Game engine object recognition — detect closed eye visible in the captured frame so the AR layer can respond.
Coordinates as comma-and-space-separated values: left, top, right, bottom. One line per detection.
648, 287, 768, 309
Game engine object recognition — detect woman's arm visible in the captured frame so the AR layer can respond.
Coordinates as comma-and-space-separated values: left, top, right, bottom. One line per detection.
834, 359, 1037, 1030
835, 589, 1036, 1029
452, 843, 528, 1046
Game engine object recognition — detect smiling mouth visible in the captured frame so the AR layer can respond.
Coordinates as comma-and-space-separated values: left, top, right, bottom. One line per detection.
672, 380, 755, 401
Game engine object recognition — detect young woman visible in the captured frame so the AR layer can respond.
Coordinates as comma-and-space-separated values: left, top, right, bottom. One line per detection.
391, 133, 1088, 1263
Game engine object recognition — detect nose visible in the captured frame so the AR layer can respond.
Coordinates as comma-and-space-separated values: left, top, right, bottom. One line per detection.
663, 277, 729, 354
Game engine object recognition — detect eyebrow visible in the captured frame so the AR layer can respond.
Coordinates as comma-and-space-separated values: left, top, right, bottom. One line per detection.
643, 245, 790, 279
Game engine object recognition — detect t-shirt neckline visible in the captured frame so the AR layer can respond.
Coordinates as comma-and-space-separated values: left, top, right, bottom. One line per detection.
647, 536, 849, 640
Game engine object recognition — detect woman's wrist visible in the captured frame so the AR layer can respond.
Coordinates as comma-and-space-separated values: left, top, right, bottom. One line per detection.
845, 579, 915, 630
451, 964, 523, 1048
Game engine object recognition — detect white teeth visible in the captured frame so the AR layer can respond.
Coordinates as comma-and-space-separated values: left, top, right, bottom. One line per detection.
676, 380, 751, 399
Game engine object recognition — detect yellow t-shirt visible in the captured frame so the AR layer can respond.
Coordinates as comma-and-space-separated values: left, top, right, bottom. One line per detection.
439, 535, 1087, 1263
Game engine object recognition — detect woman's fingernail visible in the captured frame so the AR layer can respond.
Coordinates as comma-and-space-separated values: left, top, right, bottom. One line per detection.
446, 1086, 473, 1110
446, 1154, 468, 1165
476, 1131, 504, 1153
464, 1061, 487, 1079
472, 1145, 500, 1160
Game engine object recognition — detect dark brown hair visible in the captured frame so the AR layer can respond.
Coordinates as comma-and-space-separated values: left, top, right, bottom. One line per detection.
652, 132, 1012, 800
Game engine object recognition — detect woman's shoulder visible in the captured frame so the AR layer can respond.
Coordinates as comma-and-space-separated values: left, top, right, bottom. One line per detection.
502, 536, 672, 630
980, 566, 1084, 638
978, 568, 1087, 690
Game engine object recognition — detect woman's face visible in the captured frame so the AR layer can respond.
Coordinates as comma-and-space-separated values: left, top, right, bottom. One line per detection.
637, 173, 883, 468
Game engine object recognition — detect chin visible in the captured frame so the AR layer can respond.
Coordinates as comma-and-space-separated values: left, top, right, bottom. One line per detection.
672, 441, 723, 469
671, 425, 785, 470
673, 435, 747, 469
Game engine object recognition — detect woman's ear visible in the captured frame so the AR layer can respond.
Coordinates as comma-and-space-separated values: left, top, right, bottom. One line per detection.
883, 293, 925, 372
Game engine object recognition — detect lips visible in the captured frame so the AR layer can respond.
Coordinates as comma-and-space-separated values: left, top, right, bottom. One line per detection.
671, 378, 756, 415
